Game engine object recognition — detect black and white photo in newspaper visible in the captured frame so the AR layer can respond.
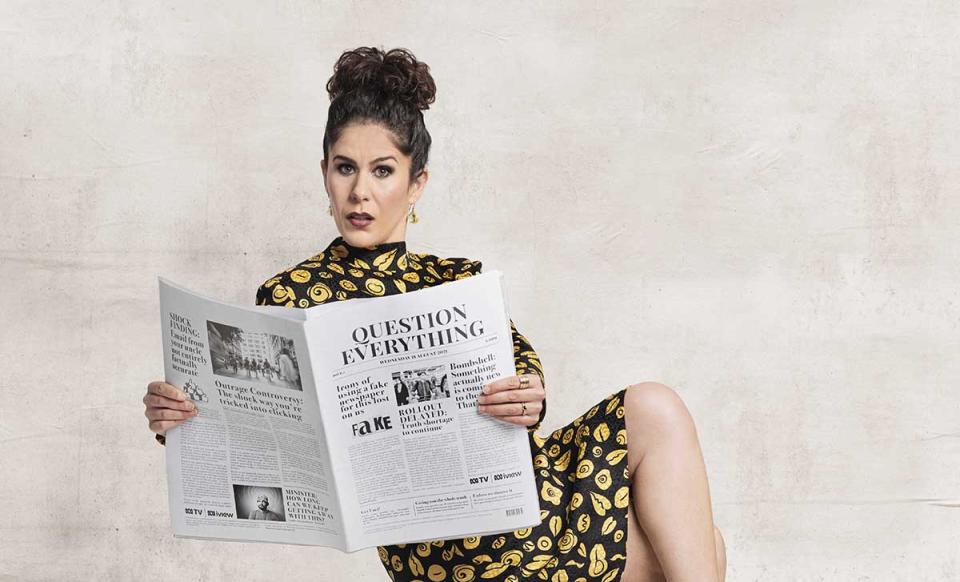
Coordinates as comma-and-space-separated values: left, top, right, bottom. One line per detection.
305, 271, 541, 551
158, 278, 345, 548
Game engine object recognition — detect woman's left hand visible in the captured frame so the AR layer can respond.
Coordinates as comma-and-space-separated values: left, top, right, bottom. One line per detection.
476, 373, 545, 427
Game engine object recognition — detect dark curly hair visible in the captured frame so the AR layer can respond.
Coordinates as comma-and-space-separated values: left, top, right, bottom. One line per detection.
323, 46, 436, 182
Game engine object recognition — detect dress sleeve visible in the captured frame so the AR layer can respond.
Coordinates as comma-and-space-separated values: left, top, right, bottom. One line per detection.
255, 274, 285, 306
255, 284, 269, 306
510, 319, 547, 432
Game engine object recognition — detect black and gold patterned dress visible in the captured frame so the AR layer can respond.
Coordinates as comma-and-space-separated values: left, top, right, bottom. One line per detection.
256, 236, 631, 582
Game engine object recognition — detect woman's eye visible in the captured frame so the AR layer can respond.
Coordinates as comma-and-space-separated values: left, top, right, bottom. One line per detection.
336, 164, 391, 177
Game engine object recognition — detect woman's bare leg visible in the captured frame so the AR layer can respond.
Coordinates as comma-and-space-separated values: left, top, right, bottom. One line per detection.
621, 502, 666, 581
620, 382, 725, 582
714, 525, 726, 581
621, 503, 726, 582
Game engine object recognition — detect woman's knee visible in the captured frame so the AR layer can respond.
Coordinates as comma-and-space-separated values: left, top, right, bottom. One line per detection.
623, 382, 697, 473
624, 382, 695, 436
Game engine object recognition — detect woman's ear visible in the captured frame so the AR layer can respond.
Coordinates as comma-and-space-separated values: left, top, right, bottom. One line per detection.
408, 167, 428, 205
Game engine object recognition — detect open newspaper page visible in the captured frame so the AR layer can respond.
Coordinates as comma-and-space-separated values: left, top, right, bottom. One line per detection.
158, 278, 346, 548
305, 271, 541, 551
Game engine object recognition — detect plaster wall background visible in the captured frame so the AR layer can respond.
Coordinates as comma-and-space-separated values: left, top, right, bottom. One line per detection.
1, 1, 957, 580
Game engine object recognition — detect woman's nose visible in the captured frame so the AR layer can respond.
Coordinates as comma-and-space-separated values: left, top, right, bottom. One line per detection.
348, 178, 371, 202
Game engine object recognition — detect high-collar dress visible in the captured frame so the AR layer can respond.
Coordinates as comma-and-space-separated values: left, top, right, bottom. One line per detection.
256, 236, 631, 582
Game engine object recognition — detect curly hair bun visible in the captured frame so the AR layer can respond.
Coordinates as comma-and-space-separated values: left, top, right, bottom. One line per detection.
326, 46, 436, 111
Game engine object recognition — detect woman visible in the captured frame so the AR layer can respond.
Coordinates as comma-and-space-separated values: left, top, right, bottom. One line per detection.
143, 46, 726, 582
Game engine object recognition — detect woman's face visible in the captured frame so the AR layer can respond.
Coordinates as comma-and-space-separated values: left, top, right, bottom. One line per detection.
321, 122, 427, 248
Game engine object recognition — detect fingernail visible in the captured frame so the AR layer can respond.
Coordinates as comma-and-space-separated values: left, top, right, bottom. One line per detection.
477, 396, 486, 404
477, 405, 485, 413
481, 385, 489, 394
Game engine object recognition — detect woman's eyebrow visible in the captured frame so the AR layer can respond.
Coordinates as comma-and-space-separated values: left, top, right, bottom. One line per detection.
332, 154, 397, 164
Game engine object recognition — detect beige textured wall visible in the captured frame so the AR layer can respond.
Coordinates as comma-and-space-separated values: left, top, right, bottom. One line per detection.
1, 1, 957, 580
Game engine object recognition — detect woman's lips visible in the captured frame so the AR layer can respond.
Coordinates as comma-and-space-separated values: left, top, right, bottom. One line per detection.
347, 215, 373, 228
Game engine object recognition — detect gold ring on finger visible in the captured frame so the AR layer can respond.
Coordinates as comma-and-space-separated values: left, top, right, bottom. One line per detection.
518, 375, 530, 388
521, 402, 528, 416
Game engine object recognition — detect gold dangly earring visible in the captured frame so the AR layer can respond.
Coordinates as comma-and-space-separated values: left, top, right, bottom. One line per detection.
408, 203, 419, 224
328, 203, 333, 216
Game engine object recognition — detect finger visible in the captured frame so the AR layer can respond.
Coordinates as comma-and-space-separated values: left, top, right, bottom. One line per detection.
143, 393, 193, 410
481, 375, 528, 394
145, 408, 197, 422
493, 415, 537, 427
147, 381, 185, 401
482, 374, 541, 395
145, 408, 195, 421
488, 402, 542, 416
144, 394, 196, 411
478, 402, 542, 417
477, 386, 545, 406
149, 419, 182, 434
481, 375, 524, 395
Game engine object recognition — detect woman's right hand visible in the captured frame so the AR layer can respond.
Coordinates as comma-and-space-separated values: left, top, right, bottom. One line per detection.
143, 380, 198, 436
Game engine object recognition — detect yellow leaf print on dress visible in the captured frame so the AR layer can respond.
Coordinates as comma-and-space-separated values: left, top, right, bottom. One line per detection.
364, 278, 385, 296
373, 248, 397, 270
500, 549, 522, 566
480, 562, 510, 578
557, 530, 578, 553
427, 564, 446, 581
576, 459, 594, 479
601, 516, 616, 536
289, 269, 311, 283
308, 283, 331, 303
576, 514, 591, 533
452, 564, 476, 582
349, 257, 371, 270
540, 481, 562, 506
605, 448, 627, 466
593, 422, 610, 442
271, 284, 295, 305
408, 554, 424, 576
614, 486, 630, 508
549, 515, 562, 537
594, 468, 612, 491
588, 544, 608, 577
590, 491, 612, 516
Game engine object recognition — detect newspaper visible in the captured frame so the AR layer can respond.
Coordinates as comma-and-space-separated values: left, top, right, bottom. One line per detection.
157, 271, 541, 552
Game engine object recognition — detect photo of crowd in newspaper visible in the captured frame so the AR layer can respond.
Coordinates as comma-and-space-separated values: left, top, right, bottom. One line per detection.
207, 321, 302, 391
